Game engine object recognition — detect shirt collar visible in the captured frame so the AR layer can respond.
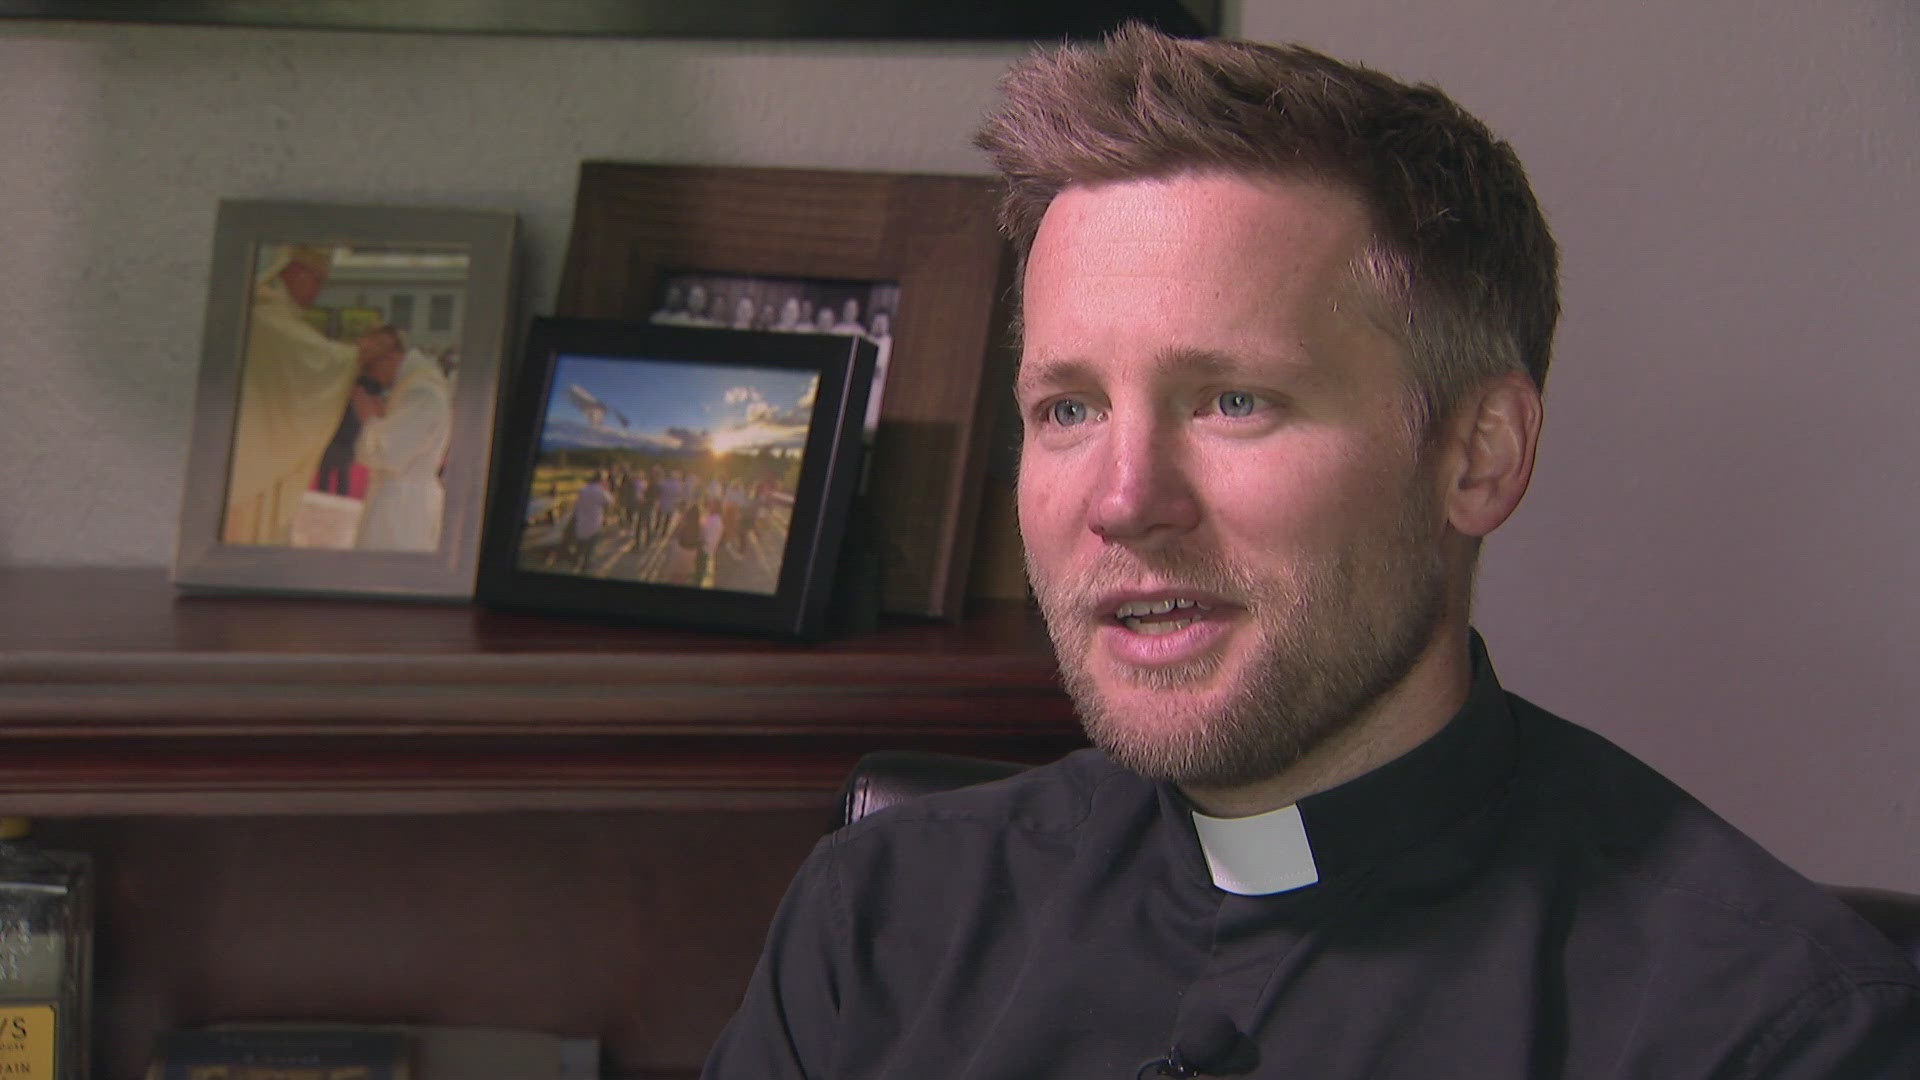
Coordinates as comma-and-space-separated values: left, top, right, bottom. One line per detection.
1192, 802, 1320, 895
1167, 631, 1518, 895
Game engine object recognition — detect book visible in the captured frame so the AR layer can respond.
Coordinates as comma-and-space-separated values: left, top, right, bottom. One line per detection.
148, 1027, 409, 1080
147, 1024, 600, 1080
407, 1025, 598, 1080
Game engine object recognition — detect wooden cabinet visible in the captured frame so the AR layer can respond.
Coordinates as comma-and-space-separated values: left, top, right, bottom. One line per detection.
0, 569, 1083, 1079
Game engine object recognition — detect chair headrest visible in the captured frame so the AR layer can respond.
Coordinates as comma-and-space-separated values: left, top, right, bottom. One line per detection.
834, 750, 1030, 830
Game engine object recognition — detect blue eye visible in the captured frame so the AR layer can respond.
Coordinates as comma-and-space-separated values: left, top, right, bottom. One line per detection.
1217, 390, 1259, 417
1048, 398, 1090, 426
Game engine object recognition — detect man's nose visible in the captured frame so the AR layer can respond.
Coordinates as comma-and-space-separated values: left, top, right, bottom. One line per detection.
1085, 413, 1200, 546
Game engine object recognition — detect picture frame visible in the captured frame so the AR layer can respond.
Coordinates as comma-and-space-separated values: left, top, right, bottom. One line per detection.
640, 270, 900, 444
556, 162, 1016, 620
476, 316, 876, 640
173, 199, 519, 599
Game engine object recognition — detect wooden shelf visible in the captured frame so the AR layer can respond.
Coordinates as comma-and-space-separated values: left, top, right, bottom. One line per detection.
0, 567, 1087, 1080
0, 568, 1085, 813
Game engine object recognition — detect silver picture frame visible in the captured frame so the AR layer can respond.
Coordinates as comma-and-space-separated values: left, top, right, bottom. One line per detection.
173, 199, 519, 599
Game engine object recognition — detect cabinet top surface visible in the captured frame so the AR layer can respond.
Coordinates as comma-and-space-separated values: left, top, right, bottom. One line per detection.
0, 570, 1086, 812
3, 567, 1057, 657
0, 567, 1077, 735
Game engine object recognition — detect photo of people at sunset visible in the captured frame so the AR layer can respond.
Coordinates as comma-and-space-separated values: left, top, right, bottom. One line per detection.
516, 352, 819, 596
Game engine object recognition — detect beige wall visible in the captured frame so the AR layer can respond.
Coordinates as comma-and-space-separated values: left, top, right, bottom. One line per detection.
2, 1, 1915, 889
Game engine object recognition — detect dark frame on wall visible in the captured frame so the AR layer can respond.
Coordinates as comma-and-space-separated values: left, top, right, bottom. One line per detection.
0, 0, 1220, 40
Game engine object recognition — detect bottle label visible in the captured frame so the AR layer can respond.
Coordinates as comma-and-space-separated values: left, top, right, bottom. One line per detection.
0, 1005, 54, 1080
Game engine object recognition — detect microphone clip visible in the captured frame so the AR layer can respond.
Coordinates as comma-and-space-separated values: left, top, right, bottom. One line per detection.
1133, 1016, 1257, 1078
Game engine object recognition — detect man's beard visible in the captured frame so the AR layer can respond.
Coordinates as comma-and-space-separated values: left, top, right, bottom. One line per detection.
1028, 477, 1449, 790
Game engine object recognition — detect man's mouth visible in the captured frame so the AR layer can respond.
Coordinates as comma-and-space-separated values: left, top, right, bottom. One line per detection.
1112, 597, 1213, 636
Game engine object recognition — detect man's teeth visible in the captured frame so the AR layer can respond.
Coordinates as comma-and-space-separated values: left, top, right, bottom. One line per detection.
1113, 597, 1206, 619
1114, 598, 1210, 633
1125, 616, 1194, 636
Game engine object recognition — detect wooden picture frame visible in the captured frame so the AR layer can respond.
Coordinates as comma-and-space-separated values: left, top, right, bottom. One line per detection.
173, 199, 519, 599
557, 163, 1015, 619
477, 316, 876, 640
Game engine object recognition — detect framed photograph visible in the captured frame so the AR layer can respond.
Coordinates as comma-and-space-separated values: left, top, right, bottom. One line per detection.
476, 316, 876, 639
557, 163, 1015, 619
646, 271, 899, 443
173, 199, 519, 598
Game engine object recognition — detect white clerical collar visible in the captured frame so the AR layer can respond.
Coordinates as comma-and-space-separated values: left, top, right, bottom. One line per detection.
1190, 803, 1320, 896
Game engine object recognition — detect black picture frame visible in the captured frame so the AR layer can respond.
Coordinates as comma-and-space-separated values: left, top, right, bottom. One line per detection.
477, 316, 875, 639
558, 162, 1015, 620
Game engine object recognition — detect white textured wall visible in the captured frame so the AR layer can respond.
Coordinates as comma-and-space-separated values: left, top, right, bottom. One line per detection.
0, 22, 1022, 563
2, 2, 1916, 890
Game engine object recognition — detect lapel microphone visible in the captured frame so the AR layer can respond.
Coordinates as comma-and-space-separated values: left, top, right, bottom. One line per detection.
1134, 1012, 1257, 1078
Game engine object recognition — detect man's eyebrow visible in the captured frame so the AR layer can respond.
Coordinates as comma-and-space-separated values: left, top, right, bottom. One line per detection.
1014, 355, 1100, 396
1157, 344, 1321, 381
1155, 346, 1242, 379
1015, 345, 1321, 398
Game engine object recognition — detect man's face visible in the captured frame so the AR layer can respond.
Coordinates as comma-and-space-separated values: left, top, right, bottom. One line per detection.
280, 261, 326, 308
1016, 173, 1450, 790
358, 331, 403, 385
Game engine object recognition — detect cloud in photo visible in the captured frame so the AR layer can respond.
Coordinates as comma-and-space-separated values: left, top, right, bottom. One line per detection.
710, 375, 819, 454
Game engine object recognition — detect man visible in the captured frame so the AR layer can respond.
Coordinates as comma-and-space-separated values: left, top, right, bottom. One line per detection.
683, 282, 714, 322
633, 466, 661, 546
567, 470, 614, 573
312, 365, 385, 498
650, 282, 691, 324
221, 244, 371, 545
772, 296, 806, 332
733, 294, 760, 330
703, 26, 1920, 1079
351, 326, 453, 553
831, 296, 866, 335
654, 468, 686, 551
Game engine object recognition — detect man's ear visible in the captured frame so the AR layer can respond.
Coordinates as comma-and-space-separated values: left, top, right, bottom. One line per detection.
1436, 372, 1543, 538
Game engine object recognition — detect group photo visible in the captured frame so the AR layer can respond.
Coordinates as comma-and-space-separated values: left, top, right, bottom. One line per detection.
514, 351, 820, 595
649, 271, 896, 438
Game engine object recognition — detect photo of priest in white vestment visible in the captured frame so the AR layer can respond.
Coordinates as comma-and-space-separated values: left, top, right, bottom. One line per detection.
221, 244, 366, 546
352, 339, 454, 552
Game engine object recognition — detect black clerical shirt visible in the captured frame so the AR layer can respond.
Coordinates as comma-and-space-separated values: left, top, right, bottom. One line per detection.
704, 643, 1920, 1078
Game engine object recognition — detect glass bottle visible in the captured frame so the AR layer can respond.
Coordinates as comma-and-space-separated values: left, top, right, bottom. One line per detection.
0, 818, 92, 1080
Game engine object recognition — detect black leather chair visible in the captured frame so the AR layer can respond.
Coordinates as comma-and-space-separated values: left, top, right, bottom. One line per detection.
835, 750, 1920, 970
